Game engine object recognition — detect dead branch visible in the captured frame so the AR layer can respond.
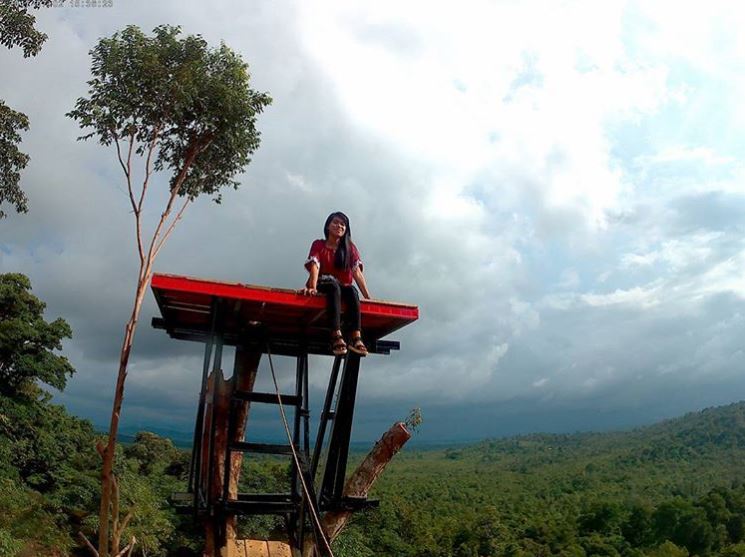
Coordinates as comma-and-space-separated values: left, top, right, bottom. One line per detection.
114, 536, 136, 557
79, 531, 99, 557
303, 422, 411, 557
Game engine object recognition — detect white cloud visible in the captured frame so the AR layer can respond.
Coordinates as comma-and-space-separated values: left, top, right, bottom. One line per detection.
298, 0, 668, 228
640, 146, 737, 167
581, 286, 660, 308
2, 0, 745, 439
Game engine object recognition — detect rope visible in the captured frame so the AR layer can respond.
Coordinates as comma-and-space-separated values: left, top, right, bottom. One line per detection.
266, 343, 335, 557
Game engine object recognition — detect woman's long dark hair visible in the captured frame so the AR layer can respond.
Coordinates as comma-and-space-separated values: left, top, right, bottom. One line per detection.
324, 211, 353, 269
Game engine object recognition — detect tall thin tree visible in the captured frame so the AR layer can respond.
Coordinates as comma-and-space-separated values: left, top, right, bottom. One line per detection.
67, 25, 271, 557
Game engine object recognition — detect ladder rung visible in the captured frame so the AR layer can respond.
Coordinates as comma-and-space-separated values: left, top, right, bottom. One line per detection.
235, 492, 299, 503
169, 492, 193, 506
229, 442, 294, 455
233, 391, 301, 406
224, 499, 297, 515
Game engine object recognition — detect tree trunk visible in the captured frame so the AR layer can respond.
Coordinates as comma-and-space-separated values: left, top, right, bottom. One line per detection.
203, 349, 262, 556
225, 349, 261, 542
202, 370, 232, 557
303, 422, 411, 557
98, 272, 151, 557
95, 136, 198, 557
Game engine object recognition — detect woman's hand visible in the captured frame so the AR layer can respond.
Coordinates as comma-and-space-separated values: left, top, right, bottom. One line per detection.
301, 263, 320, 296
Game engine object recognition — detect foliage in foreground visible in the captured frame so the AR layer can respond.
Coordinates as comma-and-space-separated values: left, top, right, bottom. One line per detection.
5, 399, 745, 556
0, 395, 197, 556
4, 278, 745, 557
0, 0, 53, 218
6, 392, 745, 556
0, 273, 74, 397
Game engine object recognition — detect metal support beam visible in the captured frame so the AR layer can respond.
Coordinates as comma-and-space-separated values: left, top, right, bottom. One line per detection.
205, 307, 225, 511
189, 298, 219, 516
311, 355, 343, 482
319, 352, 362, 505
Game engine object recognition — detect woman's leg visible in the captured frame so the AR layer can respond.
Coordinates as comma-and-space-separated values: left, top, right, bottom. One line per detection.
339, 285, 361, 332
318, 280, 346, 355
341, 286, 366, 355
318, 280, 342, 331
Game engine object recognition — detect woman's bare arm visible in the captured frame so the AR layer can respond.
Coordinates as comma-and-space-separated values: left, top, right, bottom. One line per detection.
302, 264, 319, 295
353, 267, 371, 299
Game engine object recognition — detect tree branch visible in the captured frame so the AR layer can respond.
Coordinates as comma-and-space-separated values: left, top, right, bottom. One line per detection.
119, 511, 133, 533
79, 531, 99, 557
113, 132, 135, 209
114, 130, 144, 262
153, 195, 191, 259
140, 124, 161, 214
144, 141, 200, 269
135, 125, 162, 263
126, 131, 134, 188
114, 537, 136, 557
126, 130, 144, 262
112, 133, 130, 182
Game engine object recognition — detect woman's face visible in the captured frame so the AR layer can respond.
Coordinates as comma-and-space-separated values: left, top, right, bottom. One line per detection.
327, 216, 347, 239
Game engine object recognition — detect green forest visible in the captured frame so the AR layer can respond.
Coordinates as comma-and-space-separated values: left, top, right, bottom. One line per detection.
4, 271, 745, 556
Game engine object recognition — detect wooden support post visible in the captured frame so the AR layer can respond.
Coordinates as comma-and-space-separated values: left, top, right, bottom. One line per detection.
200, 372, 216, 506
202, 348, 262, 557
303, 422, 411, 557
225, 348, 262, 542
201, 370, 217, 557
202, 370, 229, 557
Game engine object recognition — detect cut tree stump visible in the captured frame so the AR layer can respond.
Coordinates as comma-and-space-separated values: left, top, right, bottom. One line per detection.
304, 421, 412, 556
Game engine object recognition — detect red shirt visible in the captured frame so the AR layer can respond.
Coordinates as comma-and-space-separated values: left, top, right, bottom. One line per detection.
305, 239, 362, 286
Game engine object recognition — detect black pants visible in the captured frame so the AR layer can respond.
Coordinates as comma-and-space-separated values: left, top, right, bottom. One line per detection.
317, 278, 361, 332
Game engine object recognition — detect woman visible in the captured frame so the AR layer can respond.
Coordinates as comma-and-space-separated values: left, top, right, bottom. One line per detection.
301, 212, 371, 356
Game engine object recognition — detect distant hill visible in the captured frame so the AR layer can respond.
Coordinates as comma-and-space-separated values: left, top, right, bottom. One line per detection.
460, 400, 745, 474
352, 400, 745, 556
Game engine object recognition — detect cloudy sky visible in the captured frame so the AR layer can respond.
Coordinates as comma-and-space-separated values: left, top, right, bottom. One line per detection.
2, 0, 745, 443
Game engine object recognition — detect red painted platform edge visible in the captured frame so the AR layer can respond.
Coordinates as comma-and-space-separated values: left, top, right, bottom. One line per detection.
150, 273, 420, 320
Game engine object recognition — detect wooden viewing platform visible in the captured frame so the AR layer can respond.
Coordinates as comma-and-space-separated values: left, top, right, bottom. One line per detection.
150, 272, 418, 556
151, 273, 419, 356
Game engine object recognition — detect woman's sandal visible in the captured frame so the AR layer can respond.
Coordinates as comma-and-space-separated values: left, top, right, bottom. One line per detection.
348, 335, 368, 357
331, 333, 348, 356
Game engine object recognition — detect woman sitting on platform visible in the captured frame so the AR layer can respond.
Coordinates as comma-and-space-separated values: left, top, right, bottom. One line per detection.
301, 211, 371, 356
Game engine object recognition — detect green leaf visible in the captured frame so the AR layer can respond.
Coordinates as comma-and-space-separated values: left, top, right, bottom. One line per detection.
0, 1, 52, 58
0, 273, 75, 397
0, 102, 31, 218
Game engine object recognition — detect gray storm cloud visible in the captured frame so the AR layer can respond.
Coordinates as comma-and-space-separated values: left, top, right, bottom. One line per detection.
1, 0, 745, 441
